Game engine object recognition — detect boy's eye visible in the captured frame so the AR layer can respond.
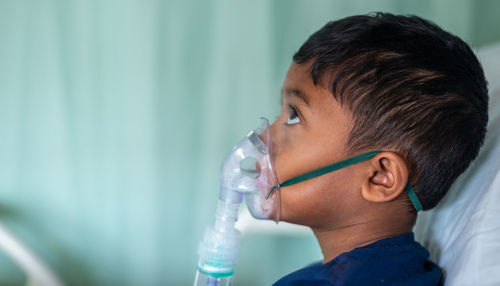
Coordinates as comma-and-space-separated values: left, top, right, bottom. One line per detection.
287, 105, 301, 125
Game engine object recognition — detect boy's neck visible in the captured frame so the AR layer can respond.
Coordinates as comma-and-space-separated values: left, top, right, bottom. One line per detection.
312, 208, 416, 263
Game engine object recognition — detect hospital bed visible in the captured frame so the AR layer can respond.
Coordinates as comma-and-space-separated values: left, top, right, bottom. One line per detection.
0, 222, 63, 286
413, 42, 500, 285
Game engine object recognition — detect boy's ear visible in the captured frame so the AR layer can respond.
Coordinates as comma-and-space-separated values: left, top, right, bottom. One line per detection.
361, 152, 408, 203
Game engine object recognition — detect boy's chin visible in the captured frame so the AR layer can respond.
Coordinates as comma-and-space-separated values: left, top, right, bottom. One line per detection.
278, 212, 315, 227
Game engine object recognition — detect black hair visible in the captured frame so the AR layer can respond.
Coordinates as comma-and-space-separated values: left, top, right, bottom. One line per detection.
294, 13, 489, 210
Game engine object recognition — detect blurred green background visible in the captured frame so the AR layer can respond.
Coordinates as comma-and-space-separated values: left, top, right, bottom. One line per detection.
0, 0, 499, 285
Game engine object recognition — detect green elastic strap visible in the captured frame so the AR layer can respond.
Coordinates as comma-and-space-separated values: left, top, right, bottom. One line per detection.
266, 150, 422, 212
404, 182, 422, 212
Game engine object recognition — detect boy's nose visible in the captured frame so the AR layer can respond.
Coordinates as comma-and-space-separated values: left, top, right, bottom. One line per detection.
258, 130, 270, 149
257, 126, 271, 150
267, 119, 281, 156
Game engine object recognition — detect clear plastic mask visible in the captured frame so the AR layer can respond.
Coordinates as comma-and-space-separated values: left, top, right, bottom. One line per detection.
219, 118, 281, 222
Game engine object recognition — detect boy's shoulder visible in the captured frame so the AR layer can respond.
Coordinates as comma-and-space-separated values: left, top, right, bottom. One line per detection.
273, 233, 443, 286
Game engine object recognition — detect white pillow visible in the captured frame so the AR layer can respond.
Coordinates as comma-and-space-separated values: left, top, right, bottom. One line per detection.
414, 42, 500, 286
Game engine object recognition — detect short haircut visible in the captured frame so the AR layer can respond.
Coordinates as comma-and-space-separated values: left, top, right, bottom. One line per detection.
294, 13, 489, 210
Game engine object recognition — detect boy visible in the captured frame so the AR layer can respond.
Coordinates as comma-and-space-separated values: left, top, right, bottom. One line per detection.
269, 13, 488, 285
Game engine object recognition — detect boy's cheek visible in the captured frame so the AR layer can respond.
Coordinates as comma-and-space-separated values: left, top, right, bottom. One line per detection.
278, 168, 360, 226
279, 185, 314, 224
272, 137, 314, 183
270, 129, 301, 179
279, 181, 337, 226
273, 151, 296, 183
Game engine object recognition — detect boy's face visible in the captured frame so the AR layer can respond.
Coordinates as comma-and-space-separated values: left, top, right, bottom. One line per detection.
270, 62, 365, 228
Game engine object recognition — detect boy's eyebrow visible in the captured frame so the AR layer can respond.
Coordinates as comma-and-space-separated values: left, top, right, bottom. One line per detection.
281, 88, 310, 106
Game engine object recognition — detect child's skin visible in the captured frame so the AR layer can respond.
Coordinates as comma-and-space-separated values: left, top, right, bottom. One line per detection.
269, 62, 416, 263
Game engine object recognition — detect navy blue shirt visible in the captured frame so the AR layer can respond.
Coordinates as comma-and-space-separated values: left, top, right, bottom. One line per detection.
273, 233, 442, 286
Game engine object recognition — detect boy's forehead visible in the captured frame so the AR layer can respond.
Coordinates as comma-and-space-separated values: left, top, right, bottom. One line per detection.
281, 87, 310, 106
283, 62, 311, 89
282, 62, 331, 106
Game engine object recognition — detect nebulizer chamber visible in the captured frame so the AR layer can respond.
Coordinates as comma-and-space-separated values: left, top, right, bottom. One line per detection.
194, 118, 280, 286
